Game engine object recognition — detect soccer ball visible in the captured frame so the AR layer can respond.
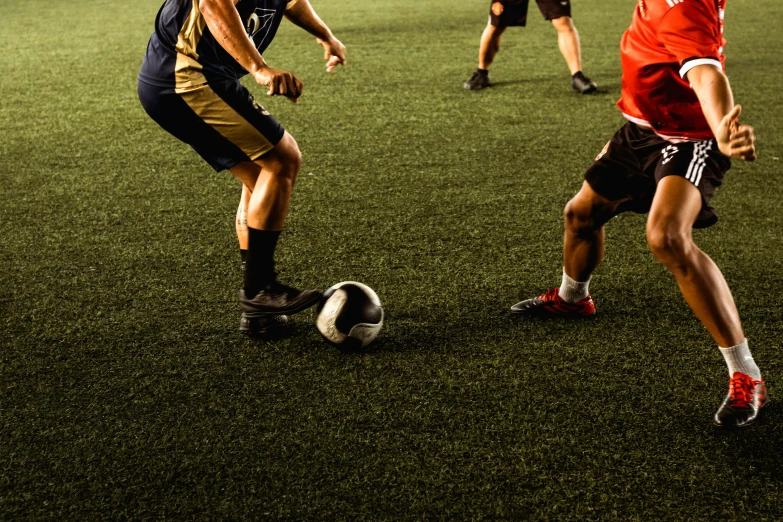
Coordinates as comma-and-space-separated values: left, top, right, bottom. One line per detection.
315, 281, 383, 348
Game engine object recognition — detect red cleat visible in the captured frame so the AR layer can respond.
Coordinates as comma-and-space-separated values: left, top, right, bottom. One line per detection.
714, 372, 768, 428
510, 288, 595, 317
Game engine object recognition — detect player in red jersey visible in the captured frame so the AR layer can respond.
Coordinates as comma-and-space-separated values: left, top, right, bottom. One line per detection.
510, 0, 766, 428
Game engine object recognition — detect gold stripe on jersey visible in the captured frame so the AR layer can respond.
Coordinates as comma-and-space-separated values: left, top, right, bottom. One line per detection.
173, 0, 275, 161
179, 84, 276, 160
286, 0, 299, 9
175, 0, 208, 92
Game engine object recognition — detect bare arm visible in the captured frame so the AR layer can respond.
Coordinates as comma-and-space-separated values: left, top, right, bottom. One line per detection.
199, 0, 303, 100
285, 0, 346, 72
687, 64, 756, 160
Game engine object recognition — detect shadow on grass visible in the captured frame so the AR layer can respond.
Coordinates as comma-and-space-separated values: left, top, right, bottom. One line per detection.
331, 327, 443, 356
712, 401, 783, 475
247, 321, 312, 342
333, 335, 406, 356
242, 317, 431, 356
476, 79, 620, 95
589, 82, 620, 96
487, 79, 547, 88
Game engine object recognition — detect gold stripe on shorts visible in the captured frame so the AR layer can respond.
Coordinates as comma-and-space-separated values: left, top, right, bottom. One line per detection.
179, 84, 275, 160
173, 0, 274, 161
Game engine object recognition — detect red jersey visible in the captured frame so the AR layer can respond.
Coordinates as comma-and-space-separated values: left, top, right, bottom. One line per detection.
617, 0, 726, 141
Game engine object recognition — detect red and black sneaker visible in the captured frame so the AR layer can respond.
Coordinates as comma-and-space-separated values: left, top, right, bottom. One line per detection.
510, 288, 596, 317
714, 372, 768, 428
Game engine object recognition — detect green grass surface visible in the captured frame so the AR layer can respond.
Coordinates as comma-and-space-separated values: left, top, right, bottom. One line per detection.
2, 0, 783, 518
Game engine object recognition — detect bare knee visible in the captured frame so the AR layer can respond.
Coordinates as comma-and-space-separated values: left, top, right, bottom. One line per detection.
267, 132, 302, 185
277, 132, 302, 173
646, 224, 694, 271
484, 23, 506, 44
564, 198, 600, 238
551, 16, 575, 34
485, 22, 505, 36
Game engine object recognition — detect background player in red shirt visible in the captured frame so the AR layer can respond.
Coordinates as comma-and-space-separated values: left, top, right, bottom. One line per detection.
510, 0, 766, 428
464, 0, 597, 93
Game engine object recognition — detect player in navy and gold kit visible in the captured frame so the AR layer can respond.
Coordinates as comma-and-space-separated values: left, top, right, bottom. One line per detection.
138, 0, 346, 335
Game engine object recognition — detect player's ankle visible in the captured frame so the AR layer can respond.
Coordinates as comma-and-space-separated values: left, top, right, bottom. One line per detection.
719, 339, 762, 381
559, 268, 590, 303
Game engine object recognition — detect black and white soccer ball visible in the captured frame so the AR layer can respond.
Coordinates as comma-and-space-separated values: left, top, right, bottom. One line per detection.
315, 282, 383, 348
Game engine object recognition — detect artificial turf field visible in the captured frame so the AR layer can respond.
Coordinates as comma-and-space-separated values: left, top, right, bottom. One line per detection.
2, 0, 783, 518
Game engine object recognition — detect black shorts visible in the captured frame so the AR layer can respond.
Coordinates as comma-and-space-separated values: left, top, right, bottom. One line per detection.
489, 0, 571, 27
584, 121, 731, 229
138, 79, 285, 172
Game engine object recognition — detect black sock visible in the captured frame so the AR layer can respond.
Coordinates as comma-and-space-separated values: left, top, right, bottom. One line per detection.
572, 70, 584, 80
240, 249, 249, 287
244, 228, 280, 299
478, 68, 489, 75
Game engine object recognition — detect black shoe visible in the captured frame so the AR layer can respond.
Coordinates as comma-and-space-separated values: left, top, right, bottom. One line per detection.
464, 70, 491, 90
714, 372, 768, 428
239, 279, 322, 318
572, 72, 597, 94
239, 313, 289, 336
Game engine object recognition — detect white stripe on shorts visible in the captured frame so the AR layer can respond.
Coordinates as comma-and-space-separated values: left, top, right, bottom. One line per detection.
685, 142, 702, 182
684, 141, 711, 187
693, 142, 713, 187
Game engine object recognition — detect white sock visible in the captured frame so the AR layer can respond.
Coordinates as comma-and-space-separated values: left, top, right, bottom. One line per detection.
719, 339, 761, 380
558, 268, 590, 303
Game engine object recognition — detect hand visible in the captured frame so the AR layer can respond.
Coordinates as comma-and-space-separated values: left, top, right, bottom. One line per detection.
316, 36, 346, 72
253, 66, 304, 103
716, 105, 756, 161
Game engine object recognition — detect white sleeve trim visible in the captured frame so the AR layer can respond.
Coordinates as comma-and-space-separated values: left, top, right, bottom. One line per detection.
679, 58, 722, 78
285, 0, 299, 10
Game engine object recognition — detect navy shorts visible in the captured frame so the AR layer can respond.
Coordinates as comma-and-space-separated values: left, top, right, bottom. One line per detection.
585, 122, 731, 229
489, 0, 571, 27
138, 79, 285, 172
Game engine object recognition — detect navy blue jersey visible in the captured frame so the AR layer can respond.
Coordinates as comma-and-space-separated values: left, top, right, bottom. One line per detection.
139, 0, 295, 89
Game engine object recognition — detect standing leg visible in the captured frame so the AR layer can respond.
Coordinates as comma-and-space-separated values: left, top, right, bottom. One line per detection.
479, 23, 506, 71
563, 181, 616, 282
230, 131, 301, 234
550, 16, 596, 93
236, 185, 254, 305
550, 16, 581, 75
465, 22, 506, 90
236, 184, 252, 252
230, 131, 321, 330
646, 175, 766, 427
511, 181, 620, 315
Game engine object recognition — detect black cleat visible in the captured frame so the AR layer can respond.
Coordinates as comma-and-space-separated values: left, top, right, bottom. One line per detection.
464, 70, 491, 90
714, 372, 768, 428
572, 72, 598, 94
240, 279, 322, 318
239, 313, 289, 336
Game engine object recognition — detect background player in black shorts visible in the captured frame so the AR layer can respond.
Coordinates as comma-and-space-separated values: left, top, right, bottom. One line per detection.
464, 0, 597, 93
138, 0, 346, 335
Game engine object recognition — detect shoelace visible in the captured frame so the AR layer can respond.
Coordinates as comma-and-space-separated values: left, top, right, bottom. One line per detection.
728, 373, 754, 408
541, 288, 561, 302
